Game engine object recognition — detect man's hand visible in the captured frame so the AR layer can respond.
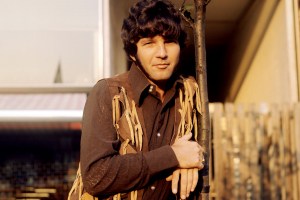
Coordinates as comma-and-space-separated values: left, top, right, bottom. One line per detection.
166, 168, 200, 199
168, 132, 205, 199
171, 132, 204, 169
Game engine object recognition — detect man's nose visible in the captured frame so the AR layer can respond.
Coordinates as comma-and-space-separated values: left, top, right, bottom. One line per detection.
156, 44, 167, 58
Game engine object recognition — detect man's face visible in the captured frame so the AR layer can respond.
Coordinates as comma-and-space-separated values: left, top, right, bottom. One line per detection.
132, 35, 180, 84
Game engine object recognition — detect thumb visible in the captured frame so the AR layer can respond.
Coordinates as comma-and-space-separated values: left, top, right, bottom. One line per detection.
166, 174, 173, 181
180, 132, 192, 141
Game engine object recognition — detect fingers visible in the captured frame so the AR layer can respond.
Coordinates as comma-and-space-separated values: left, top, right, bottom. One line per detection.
171, 169, 180, 194
186, 169, 193, 197
180, 168, 198, 199
166, 174, 173, 182
191, 168, 198, 192
180, 132, 193, 141
180, 169, 188, 199
169, 168, 200, 199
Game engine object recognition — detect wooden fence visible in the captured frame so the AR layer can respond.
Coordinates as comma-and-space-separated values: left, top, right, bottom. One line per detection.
209, 103, 300, 200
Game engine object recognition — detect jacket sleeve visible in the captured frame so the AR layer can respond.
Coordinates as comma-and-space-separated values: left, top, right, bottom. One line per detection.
80, 79, 179, 197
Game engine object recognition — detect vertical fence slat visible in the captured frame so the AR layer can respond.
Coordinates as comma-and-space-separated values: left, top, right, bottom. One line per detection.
236, 104, 247, 199
261, 104, 271, 200
232, 111, 241, 199
290, 103, 299, 200
294, 103, 300, 200
224, 103, 235, 200
244, 104, 257, 200
210, 103, 224, 200
251, 105, 262, 200
281, 104, 292, 200
255, 104, 267, 200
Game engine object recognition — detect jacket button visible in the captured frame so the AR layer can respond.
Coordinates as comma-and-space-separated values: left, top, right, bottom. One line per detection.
149, 85, 154, 92
157, 133, 161, 137
151, 186, 155, 190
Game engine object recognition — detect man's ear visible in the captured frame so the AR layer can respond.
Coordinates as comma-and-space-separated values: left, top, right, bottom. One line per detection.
130, 55, 136, 61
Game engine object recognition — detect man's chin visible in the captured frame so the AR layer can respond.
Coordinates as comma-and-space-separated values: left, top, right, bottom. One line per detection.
151, 76, 171, 82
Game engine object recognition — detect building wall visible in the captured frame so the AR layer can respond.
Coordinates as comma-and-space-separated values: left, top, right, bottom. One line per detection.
235, 0, 299, 103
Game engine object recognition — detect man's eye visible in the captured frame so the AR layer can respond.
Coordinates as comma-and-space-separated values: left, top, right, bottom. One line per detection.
143, 41, 152, 45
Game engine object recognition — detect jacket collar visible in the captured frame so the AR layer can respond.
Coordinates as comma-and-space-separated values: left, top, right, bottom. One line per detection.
128, 63, 151, 106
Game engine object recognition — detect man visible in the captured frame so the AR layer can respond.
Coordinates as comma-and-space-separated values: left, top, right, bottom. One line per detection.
80, 0, 204, 199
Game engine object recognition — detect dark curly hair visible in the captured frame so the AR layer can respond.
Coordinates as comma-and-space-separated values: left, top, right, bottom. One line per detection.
121, 0, 187, 61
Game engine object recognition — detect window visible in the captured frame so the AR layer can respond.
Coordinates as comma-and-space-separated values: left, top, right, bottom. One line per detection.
0, 0, 104, 85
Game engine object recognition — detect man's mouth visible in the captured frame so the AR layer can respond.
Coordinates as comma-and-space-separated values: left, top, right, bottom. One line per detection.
153, 63, 169, 69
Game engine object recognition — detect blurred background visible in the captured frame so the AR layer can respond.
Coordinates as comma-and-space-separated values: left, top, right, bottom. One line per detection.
0, 0, 299, 199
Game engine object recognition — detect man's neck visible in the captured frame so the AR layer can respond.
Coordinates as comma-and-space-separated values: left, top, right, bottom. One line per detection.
156, 85, 166, 102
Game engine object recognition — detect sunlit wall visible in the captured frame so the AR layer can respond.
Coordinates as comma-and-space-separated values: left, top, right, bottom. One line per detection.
235, 0, 298, 103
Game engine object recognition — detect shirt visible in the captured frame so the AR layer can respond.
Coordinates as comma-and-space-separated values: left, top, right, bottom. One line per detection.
80, 64, 182, 199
